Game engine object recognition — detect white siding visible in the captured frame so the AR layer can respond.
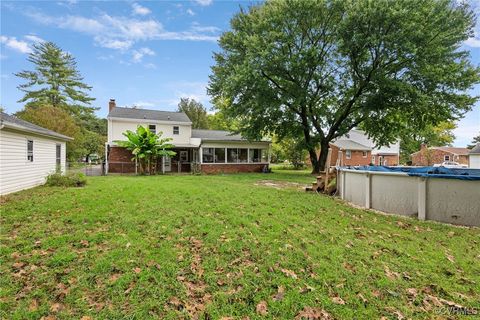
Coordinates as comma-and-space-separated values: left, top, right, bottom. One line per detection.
0, 128, 66, 195
108, 119, 192, 145
470, 154, 480, 168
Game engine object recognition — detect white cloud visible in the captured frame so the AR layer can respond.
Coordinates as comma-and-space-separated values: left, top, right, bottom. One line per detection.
186, 9, 195, 16
132, 47, 155, 62
132, 3, 151, 16
194, 0, 213, 6
0, 36, 32, 54
22, 9, 220, 59
464, 37, 480, 48
24, 34, 45, 43
133, 100, 155, 108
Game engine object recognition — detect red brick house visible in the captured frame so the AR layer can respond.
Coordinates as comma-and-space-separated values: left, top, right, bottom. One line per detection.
329, 129, 400, 166
106, 100, 270, 174
410, 144, 469, 166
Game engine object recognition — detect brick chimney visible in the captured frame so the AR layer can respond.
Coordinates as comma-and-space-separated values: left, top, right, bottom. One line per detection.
109, 99, 116, 112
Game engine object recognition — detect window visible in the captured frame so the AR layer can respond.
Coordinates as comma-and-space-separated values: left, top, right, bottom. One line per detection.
27, 140, 33, 162
56, 144, 61, 171
214, 148, 225, 163
202, 148, 214, 163
173, 126, 179, 135
371, 156, 375, 165
345, 150, 352, 159
238, 149, 248, 163
227, 148, 238, 163
444, 155, 450, 161
362, 151, 367, 158
179, 151, 188, 162
378, 156, 383, 165
149, 124, 156, 134
249, 149, 261, 163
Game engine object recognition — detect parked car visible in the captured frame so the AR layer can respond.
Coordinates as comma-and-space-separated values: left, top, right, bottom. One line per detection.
433, 161, 468, 168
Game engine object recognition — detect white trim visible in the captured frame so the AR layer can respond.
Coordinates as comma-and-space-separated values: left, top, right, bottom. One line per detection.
1, 123, 72, 141
107, 116, 192, 126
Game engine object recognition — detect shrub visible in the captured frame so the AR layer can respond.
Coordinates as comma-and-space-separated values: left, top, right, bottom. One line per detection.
45, 172, 87, 187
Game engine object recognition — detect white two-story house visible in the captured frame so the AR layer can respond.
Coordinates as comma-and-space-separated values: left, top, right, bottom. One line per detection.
106, 99, 270, 174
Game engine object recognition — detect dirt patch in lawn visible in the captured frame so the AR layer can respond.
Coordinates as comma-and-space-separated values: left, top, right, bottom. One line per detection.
254, 180, 306, 190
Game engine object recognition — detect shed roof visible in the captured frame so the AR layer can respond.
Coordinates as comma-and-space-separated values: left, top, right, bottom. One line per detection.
0, 112, 72, 141
432, 146, 470, 155
108, 107, 191, 123
469, 143, 480, 154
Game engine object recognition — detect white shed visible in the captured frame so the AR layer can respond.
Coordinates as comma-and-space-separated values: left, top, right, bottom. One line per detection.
0, 112, 73, 195
469, 143, 480, 169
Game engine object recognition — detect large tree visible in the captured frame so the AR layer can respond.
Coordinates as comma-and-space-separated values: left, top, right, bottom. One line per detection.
208, 0, 480, 173
15, 41, 96, 117
177, 98, 210, 129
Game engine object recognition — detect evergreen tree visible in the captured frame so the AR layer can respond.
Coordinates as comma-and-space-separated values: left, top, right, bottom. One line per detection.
15, 42, 96, 117
177, 98, 209, 129
468, 132, 480, 149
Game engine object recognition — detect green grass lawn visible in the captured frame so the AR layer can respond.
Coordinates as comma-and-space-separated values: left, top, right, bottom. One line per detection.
1, 171, 479, 319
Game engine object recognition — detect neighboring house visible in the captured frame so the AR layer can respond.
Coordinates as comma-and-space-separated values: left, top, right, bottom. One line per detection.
0, 112, 72, 195
411, 144, 469, 166
469, 143, 480, 168
330, 129, 400, 166
106, 100, 270, 174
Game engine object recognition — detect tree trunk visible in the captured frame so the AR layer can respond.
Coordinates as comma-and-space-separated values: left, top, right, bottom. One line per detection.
317, 140, 330, 172
308, 148, 320, 174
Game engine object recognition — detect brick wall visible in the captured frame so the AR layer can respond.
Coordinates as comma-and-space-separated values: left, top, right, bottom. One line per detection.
108, 146, 136, 173
200, 163, 266, 174
411, 149, 468, 166
330, 145, 372, 166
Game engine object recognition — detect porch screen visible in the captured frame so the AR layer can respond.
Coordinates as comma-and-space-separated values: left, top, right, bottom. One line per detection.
227, 148, 238, 163
238, 149, 248, 163
202, 148, 214, 163
215, 148, 225, 163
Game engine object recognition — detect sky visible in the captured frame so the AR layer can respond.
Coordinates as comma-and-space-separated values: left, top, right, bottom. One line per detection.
1, 0, 479, 147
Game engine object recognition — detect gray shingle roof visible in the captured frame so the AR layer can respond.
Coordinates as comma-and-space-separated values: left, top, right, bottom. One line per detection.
332, 139, 371, 151
1, 112, 72, 140
108, 107, 191, 123
192, 129, 269, 142
470, 143, 480, 154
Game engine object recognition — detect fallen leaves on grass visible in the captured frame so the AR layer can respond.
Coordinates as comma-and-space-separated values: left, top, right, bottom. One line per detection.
50, 302, 63, 313
133, 267, 142, 274
384, 307, 405, 320
256, 300, 268, 315
29, 299, 39, 311
331, 296, 345, 305
272, 286, 285, 301
281, 268, 298, 279
295, 306, 333, 320
384, 266, 400, 280
109, 273, 122, 283
80, 240, 89, 247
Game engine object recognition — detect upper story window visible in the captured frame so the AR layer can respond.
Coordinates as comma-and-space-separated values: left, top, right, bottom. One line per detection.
345, 150, 352, 159
27, 140, 33, 162
149, 124, 156, 134
362, 151, 367, 158
173, 126, 179, 135
444, 155, 450, 161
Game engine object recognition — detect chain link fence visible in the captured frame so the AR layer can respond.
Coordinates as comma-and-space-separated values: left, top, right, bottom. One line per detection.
67, 162, 105, 176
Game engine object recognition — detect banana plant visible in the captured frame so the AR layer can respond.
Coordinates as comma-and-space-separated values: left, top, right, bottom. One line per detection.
115, 125, 176, 174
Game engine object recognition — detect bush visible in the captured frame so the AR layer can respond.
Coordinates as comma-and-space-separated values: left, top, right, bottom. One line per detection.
46, 172, 87, 187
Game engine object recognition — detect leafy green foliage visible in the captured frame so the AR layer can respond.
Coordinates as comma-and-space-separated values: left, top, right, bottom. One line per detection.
177, 98, 210, 129
1, 173, 478, 318
116, 126, 176, 174
271, 136, 307, 169
14, 42, 106, 161
398, 121, 456, 163
209, 0, 480, 173
45, 172, 87, 187
15, 104, 105, 161
15, 42, 95, 117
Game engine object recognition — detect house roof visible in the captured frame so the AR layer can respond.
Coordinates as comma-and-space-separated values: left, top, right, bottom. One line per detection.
431, 146, 470, 155
469, 143, 480, 154
0, 112, 73, 141
331, 139, 371, 151
108, 107, 191, 123
192, 129, 269, 143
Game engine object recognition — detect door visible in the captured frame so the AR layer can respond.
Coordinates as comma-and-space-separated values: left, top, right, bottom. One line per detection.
163, 156, 171, 172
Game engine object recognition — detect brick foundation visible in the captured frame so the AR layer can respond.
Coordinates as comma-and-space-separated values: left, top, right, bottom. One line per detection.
200, 163, 266, 174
